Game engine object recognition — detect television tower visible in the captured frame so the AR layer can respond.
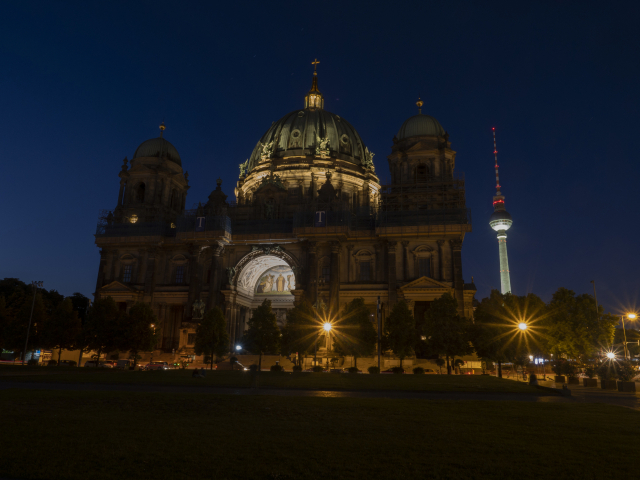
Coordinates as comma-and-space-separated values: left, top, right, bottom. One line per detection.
489, 128, 513, 294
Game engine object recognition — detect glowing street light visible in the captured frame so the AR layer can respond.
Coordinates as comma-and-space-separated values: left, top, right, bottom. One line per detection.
518, 322, 528, 331
235, 345, 242, 351
606, 352, 615, 360
323, 322, 332, 332
621, 313, 637, 359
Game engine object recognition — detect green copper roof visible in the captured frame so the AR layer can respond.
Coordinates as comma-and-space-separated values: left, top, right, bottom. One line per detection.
397, 114, 445, 139
133, 137, 182, 166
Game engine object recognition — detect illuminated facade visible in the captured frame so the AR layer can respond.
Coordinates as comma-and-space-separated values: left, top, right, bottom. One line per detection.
93, 69, 475, 358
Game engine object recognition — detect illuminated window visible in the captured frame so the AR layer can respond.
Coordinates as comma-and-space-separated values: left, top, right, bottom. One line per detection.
360, 261, 371, 281
123, 265, 132, 283
175, 266, 185, 284
170, 223, 176, 229
129, 214, 138, 224
418, 258, 430, 278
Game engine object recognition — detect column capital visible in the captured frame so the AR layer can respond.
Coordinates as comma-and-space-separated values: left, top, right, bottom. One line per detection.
387, 241, 397, 250
307, 241, 317, 254
437, 239, 446, 246
451, 239, 463, 250
401, 241, 409, 247
346, 244, 355, 251
330, 241, 341, 253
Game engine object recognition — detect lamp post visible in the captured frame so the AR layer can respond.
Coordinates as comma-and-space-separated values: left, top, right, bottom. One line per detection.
22, 281, 43, 366
621, 313, 637, 360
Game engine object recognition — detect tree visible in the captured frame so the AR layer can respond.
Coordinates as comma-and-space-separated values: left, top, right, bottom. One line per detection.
241, 299, 281, 371
545, 288, 617, 362
84, 297, 121, 366
121, 303, 158, 369
423, 293, 473, 374
194, 307, 229, 370
0, 296, 8, 354
435, 357, 445, 374
332, 298, 377, 368
472, 290, 547, 378
385, 301, 416, 369
43, 298, 82, 364
281, 299, 319, 366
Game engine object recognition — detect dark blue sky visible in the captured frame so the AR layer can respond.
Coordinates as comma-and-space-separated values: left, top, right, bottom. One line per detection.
2, 1, 639, 314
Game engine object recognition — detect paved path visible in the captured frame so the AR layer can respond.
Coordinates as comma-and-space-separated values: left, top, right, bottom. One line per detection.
0, 380, 568, 402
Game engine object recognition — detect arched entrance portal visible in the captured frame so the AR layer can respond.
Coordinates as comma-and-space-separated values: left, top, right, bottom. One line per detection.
225, 248, 301, 344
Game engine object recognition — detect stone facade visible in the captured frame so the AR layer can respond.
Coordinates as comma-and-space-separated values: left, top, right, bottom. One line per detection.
94, 76, 475, 356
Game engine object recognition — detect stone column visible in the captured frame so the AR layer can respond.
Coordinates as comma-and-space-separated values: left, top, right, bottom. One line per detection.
306, 242, 318, 304
401, 241, 409, 281
374, 242, 383, 282
451, 239, 465, 316
108, 249, 118, 283
137, 249, 148, 284
144, 248, 158, 302
117, 180, 126, 207
206, 243, 224, 311
94, 248, 108, 298
329, 242, 341, 314
437, 240, 445, 282
187, 244, 201, 319
387, 241, 397, 307
346, 244, 354, 282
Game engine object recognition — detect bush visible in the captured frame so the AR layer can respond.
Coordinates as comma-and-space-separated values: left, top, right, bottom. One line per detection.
270, 364, 284, 372
47, 359, 57, 366
392, 366, 405, 374
249, 364, 259, 373
347, 367, 359, 373
312, 365, 324, 372
368, 366, 380, 374
27, 358, 39, 366
616, 360, 637, 382
596, 361, 616, 380
584, 365, 596, 379
292, 365, 302, 372
413, 367, 425, 374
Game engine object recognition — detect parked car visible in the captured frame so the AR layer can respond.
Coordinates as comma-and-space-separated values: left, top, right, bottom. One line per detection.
329, 368, 345, 373
59, 360, 77, 367
115, 359, 132, 369
84, 360, 115, 368
143, 361, 170, 371
424, 368, 438, 375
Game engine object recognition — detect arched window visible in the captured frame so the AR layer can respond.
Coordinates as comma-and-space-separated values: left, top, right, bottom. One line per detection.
416, 165, 428, 182
136, 183, 145, 203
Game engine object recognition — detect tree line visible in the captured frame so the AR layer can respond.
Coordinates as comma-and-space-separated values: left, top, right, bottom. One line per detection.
230, 287, 623, 375
0, 278, 157, 368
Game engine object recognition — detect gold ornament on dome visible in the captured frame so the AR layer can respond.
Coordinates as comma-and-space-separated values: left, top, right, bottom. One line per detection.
129, 215, 138, 224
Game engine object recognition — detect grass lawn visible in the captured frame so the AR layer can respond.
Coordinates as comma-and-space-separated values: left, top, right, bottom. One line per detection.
1, 389, 639, 480
0, 367, 542, 394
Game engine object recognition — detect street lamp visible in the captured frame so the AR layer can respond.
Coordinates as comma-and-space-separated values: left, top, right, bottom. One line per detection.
606, 352, 615, 360
518, 322, 527, 331
22, 281, 43, 366
621, 313, 637, 360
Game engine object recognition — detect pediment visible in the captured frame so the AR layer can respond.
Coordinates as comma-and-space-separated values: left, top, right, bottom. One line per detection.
100, 281, 137, 293
400, 276, 451, 290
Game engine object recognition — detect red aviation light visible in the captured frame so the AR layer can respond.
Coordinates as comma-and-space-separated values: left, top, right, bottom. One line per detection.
493, 199, 504, 205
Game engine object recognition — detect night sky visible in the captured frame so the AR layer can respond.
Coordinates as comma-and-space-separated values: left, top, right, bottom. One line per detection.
2, 1, 639, 314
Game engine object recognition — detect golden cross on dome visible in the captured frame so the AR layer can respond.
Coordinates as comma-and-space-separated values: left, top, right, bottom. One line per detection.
312, 58, 320, 74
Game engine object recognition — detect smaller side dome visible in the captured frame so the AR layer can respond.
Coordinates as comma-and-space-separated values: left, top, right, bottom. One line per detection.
133, 138, 182, 166
397, 114, 445, 140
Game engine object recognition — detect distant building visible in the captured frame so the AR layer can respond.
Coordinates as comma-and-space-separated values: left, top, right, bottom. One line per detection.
94, 69, 476, 356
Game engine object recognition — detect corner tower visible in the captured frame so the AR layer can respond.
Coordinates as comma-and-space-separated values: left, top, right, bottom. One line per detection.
488, 128, 513, 294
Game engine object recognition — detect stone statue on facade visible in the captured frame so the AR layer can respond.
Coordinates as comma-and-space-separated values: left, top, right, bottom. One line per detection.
316, 135, 330, 157
362, 148, 375, 171
260, 141, 274, 162
239, 159, 249, 177
192, 298, 205, 320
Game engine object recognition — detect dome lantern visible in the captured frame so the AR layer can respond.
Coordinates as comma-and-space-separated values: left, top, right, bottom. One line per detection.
304, 58, 324, 109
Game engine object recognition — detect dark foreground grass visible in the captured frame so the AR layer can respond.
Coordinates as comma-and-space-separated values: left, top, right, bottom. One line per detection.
0, 367, 541, 394
2, 390, 639, 480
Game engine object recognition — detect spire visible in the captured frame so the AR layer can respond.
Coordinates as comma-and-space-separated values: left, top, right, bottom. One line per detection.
493, 127, 500, 196
416, 98, 423, 115
159, 121, 166, 138
305, 59, 324, 109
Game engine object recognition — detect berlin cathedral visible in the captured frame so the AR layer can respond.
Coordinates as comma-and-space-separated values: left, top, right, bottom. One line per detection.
94, 66, 476, 355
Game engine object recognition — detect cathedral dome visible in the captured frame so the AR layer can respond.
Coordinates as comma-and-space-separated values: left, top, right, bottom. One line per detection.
133, 137, 182, 166
246, 108, 370, 173
397, 114, 445, 140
